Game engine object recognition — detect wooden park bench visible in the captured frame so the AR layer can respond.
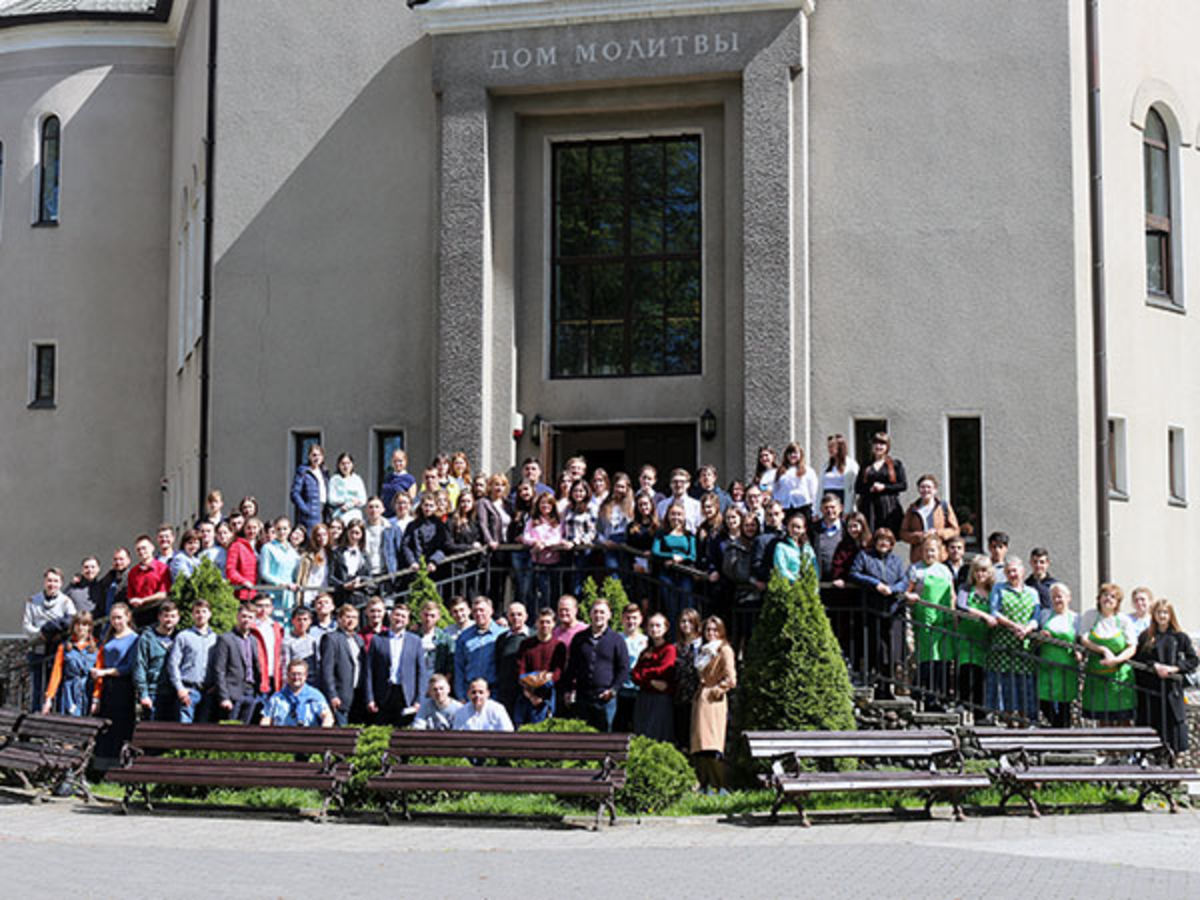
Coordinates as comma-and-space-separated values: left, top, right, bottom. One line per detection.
973, 726, 1198, 816
745, 729, 990, 826
367, 731, 629, 828
106, 722, 360, 818
0, 711, 110, 801
0, 707, 21, 747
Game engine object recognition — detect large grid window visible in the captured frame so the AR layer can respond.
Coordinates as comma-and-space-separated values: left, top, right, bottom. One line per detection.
551, 136, 701, 378
1144, 109, 1173, 300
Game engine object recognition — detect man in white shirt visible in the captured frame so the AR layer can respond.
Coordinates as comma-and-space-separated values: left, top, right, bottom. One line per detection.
655, 468, 702, 532
452, 677, 513, 732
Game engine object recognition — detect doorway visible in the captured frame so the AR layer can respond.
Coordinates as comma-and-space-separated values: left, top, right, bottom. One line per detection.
548, 423, 697, 482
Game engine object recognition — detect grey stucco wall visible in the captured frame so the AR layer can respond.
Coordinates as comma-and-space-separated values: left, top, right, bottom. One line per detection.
208, 0, 437, 516
807, 0, 1083, 584
0, 43, 171, 631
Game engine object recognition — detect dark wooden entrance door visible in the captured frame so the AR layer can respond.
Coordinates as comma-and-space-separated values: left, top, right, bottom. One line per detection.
550, 424, 697, 482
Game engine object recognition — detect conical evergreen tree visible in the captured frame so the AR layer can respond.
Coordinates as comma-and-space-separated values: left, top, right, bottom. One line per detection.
737, 565, 855, 734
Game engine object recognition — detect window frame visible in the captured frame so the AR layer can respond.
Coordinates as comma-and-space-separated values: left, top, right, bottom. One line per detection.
1107, 416, 1129, 501
945, 414, 985, 552
0, 139, 5, 242
1143, 107, 1183, 311
34, 114, 61, 226
28, 341, 57, 409
1168, 425, 1187, 507
370, 427, 407, 497
547, 133, 703, 380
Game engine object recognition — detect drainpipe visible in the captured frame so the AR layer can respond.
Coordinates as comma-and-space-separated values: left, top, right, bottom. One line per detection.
198, 0, 218, 511
1086, 0, 1110, 583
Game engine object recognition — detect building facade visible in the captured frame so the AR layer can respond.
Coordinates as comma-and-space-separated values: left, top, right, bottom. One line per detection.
2, 0, 1198, 630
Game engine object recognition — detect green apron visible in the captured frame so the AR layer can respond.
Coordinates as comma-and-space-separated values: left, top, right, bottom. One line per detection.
1037, 611, 1079, 703
956, 589, 991, 668
1081, 617, 1135, 715
987, 586, 1037, 675
913, 567, 953, 663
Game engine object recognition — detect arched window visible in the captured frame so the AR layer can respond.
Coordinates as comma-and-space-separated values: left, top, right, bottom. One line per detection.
37, 115, 60, 224
1143, 109, 1172, 299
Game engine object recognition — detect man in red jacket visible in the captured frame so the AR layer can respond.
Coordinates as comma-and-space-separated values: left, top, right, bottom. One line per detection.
126, 534, 171, 628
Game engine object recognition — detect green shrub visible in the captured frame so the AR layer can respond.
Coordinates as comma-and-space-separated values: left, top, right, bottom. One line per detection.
578, 575, 631, 622
618, 735, 693, 814
344, 724, 393, 808
736, 567, 855, 770
406, 562, 450, 627
516, 717, 598, 770
172, 558, 239, 633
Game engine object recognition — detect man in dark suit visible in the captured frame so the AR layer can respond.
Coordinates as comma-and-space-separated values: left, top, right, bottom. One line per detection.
212, 603, 264, 724
320, 604, 365, 725
364, 603, 428, 727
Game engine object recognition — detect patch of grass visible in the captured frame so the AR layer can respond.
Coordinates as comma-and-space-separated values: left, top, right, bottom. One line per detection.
408, 792, 572, 817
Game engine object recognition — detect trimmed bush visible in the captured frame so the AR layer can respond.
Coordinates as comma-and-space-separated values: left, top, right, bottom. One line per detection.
344, 724, 393, 808
736, 567, 855, 738
578, 575, 631, 623
405, 562, 451, 627
618, 735, 693, 814
171, 558, 239, 633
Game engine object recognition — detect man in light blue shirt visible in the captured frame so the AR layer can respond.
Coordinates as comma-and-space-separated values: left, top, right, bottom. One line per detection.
451, 678, 513, 732
454, 596, 505, 699
167, 598, 218, 723
261, 660, 333, 727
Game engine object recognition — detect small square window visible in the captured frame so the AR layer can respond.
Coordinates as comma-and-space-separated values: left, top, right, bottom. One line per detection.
28, 343, 56, 409
1107, 417, 1128, 500
1168, 426, 1186, 506
854, 418, 889, 471
373, 429, 406, 496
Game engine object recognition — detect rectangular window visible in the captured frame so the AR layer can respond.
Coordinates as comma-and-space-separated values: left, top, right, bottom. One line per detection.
550, 136, 701, 378
853, 418, 888, 471
1107, 417, 1128, 499
292, 430, 322, 475
947, 417, 983, 550
1168, 426, 1186, 505
373, 429, 405, 496
28, 343, 56, 408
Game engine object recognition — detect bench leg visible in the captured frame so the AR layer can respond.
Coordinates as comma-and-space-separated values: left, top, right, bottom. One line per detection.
400, 791, 411, 822
141, 784, 154, 812
923, 793, 936, 819
768, 790, 785, 822
606, 797, 617, 827
793, 799, 811, 828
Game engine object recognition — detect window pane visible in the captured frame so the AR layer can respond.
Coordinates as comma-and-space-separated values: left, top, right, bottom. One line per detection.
631, 319, 664, 375
1146, 145, 1169, 218
666, 140, 700, 197
630, 197, 663, 254
590, 201, 623, 256
35, 345, 55, 404
590, 263, 624, 320
665, 199, 700, 253
40, 117, 60, 222
665, 318, 700, 373
1145, 109, 1167, 144
376, 431, 405, 495
1146, 232, 1167, 294
631, 262, 664, 319
665, 260, 701, 317
555, 264, 589, 321
948, 417, 982, 550
630, 143, 663, 197
854, 419, 888, 470
589, 145, 624, 199
554, 324, 588, 377
556, 146, 587, 200
590, 323, 624, 376
556, 201, 588, 257
293, 432, 321, 472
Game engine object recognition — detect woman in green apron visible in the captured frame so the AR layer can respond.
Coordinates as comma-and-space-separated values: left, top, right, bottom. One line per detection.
1034, 582, 1080, 727
904, 536, 954, 710
1079, 582, 1136, 724
986, 557, 1040, 722
954, 555, 996, 714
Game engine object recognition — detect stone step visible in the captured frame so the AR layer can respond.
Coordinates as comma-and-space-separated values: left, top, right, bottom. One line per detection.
865, 697, 917, 712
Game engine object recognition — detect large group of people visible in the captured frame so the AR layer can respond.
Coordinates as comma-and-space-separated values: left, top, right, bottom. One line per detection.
21, 434, 1198, 781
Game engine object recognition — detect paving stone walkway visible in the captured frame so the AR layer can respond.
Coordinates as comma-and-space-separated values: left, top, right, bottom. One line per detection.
0, 798, 1196, 898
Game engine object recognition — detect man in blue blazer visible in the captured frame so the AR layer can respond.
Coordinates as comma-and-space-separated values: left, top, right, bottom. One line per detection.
365, 603, 429, 726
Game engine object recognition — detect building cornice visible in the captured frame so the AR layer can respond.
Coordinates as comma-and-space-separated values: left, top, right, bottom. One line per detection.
415, 0, 814, 35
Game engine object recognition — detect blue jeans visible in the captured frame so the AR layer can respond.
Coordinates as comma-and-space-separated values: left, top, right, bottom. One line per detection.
574, 695, 618, 732
660, 572, 693, 638
178, 688, 212, 724
510, 551, 533, 606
